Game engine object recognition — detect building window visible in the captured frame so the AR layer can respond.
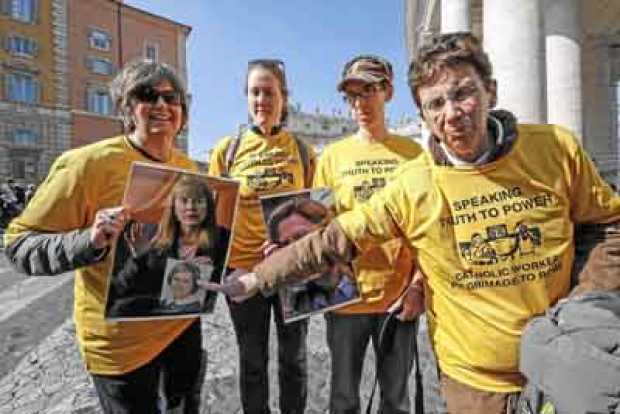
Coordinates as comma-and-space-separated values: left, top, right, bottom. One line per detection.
145, 42, 158, 62
8, 152, 38, 179
8, 0, 37, 23
6, 72, 39, 104
87, 88, 112, 115
12, 159, 26, 179
10, 128, 40, 145
87, 57, 114, 75
89, 29, 111, 51
6, 35, 37, 57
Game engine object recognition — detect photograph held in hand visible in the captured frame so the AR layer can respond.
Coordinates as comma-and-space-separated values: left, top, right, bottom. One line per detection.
259, 188, 361, 323
104, 162, 239, 320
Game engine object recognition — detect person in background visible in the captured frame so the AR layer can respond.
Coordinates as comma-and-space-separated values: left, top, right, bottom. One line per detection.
4, 60, 204, 413
24, 183, 36, 205
208, 59, 316, 414
212, 33, 620, 414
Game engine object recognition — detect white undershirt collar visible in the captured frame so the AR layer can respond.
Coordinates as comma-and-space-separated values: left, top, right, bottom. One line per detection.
440, 114, 504, 167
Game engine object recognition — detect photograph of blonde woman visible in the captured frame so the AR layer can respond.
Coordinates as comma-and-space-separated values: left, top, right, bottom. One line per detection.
105, 169, 236, 319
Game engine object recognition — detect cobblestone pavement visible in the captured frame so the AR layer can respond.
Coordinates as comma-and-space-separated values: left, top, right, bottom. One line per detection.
0, 265, 447, 414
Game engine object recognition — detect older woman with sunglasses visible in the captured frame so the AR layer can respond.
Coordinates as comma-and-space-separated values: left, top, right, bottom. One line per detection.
209, 59, 316, 414
4, 60, 203, 413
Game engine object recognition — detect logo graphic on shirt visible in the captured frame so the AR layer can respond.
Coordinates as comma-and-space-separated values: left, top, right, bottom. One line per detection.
353, 177, 386, 201
246, 168, 294, 191
458, 222, 541, 265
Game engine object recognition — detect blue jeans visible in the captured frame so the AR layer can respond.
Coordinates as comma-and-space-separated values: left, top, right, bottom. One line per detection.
228, 294, 308, 414
325, 312, 418, 414
91, 319, 204, 413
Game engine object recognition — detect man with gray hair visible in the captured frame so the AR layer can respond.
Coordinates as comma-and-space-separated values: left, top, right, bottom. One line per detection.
210, 33, 620, 414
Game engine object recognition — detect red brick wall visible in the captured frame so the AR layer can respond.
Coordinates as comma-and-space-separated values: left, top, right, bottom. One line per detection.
68, 0, 189, 147
72, 113, 123, 148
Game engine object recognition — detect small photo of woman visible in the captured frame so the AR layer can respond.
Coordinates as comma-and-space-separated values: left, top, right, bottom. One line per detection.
160, 260, 210, 313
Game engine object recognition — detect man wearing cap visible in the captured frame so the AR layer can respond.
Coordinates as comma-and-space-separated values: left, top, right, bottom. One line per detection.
312, 55, 424, 414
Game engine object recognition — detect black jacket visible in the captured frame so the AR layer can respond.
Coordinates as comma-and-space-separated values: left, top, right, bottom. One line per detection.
105, 225, 230, 318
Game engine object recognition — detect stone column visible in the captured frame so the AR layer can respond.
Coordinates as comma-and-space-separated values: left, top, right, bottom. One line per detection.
483, 0, 546, 123
545, 0, 582, 139
405, 0, 440, 62
441, 0, 471, 33
582, 37, 613, 156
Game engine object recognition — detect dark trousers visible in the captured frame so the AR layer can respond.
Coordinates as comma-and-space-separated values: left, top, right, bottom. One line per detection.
91, 319, 205, 414
228, 294, 308, 414
325, 312, 417, 414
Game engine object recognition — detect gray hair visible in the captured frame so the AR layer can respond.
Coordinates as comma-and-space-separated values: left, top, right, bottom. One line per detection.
109, 60, 189, 133
408, 32, 494, 109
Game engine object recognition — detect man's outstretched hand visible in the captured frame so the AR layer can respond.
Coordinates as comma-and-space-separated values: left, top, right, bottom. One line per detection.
387, 268, 425, 321
200, 268, 260, 303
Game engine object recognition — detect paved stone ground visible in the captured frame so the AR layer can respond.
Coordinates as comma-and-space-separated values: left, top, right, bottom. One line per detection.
0, 292, 447, 414
0, 275, 73, 379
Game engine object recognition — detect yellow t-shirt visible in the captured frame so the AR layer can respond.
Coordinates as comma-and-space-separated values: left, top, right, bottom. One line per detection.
6, 136, 197, 375
209, 128, 316, 269
337, 124, 620, 392
314, 133, 423, 313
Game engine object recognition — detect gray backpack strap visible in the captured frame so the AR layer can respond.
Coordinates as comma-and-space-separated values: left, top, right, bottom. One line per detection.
223, 127, 245, 178
292, 135, 312, 187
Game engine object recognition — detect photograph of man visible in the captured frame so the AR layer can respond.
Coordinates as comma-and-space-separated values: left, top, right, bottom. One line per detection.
265, 196, 359, 321
160, 260, 209, 313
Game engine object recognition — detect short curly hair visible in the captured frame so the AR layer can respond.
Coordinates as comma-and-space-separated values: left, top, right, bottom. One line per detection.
408, 32, 493, 109
109, 59, 189, 133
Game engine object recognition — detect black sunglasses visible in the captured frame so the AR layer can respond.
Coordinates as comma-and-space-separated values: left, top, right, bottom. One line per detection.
133, 86, 182, 106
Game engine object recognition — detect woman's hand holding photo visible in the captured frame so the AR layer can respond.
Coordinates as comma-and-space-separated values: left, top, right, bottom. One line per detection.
124, 221, 154, 258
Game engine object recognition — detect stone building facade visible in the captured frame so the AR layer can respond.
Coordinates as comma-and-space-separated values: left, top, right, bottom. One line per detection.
68, 0, 191, 149
405, 0, 620, 184
285, 104, 357, 154
0, 0, 190, 183
231, 105, 358, 159
0, 0, 71, 182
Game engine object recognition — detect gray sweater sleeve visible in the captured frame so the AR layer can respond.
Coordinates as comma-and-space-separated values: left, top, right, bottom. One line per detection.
5, 228, 109, 276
